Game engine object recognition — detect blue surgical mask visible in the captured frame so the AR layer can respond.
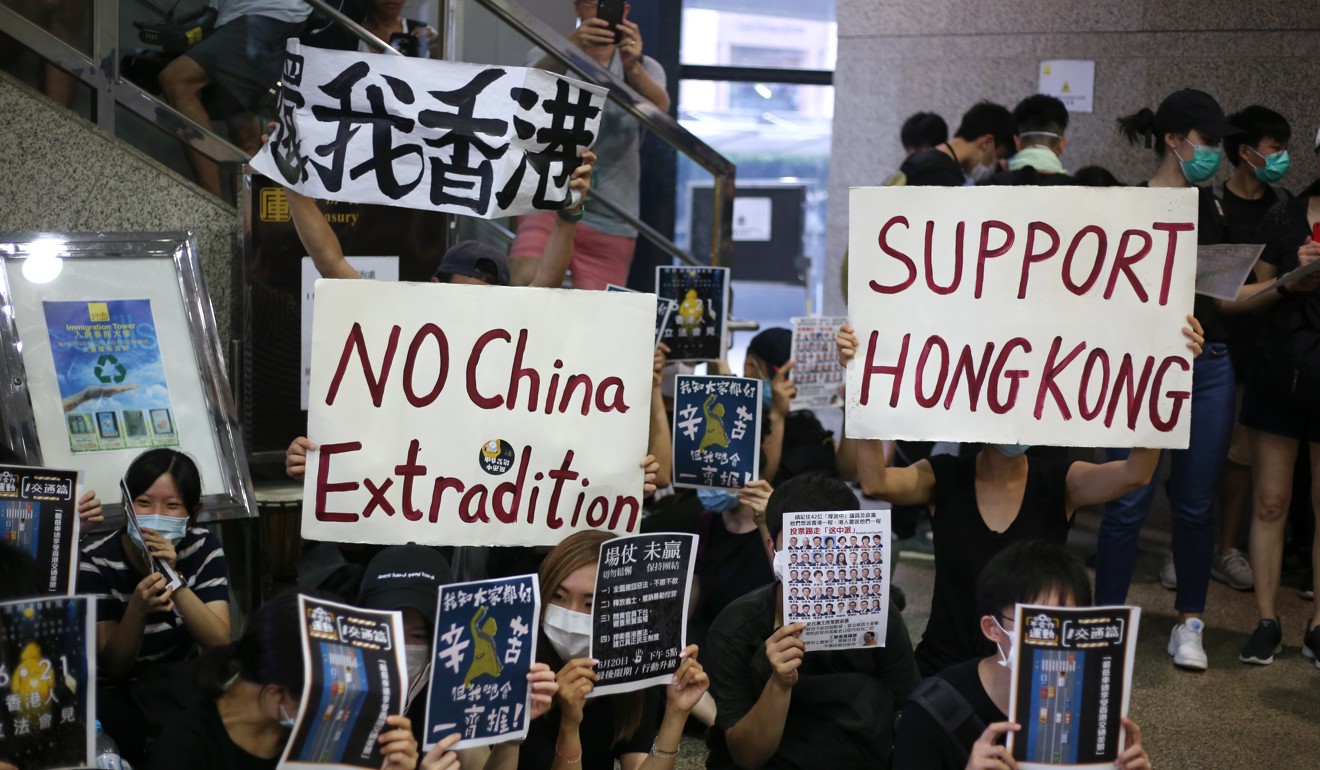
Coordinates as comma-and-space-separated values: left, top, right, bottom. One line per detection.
698, 487, 741, 513
1176, 140, 1223, 183
1253, 149, 1290, 183
992, 443, 1031, 458
761, 380, 774, 413
138, 514, 189, 544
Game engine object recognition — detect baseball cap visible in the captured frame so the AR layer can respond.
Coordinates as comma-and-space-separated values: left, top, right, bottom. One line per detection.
433, 240, 510, 287
747, 328, 793, 375
358, 545, 453, 628
1153, 89, 1243, 139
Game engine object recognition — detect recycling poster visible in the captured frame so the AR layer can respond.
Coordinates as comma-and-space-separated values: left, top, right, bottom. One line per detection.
42, 300, 180, 454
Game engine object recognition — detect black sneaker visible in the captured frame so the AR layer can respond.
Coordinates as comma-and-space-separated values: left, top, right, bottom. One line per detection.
1304, 624, 1320, 670
1239, 619, 1283, 665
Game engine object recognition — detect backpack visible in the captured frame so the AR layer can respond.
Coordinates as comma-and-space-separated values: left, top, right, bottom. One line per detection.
904, 676, 989, 763
774, 410, 838, 484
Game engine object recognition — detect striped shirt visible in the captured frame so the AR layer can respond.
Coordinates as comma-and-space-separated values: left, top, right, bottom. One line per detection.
76, 527, 230, 676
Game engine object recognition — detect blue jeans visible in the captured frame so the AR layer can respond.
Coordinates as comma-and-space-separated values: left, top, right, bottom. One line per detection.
1094, 344, 1235, 613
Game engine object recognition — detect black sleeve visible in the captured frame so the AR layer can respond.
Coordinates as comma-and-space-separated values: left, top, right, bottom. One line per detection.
880, 606, 920, 706
924, 454, 956, 507
1260, 200, 1296, 270
891, 701, 955, 770
706, 615, 761, 732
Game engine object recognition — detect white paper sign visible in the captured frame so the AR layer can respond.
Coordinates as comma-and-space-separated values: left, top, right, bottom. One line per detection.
845, 186, 1197, 449
733, 197, 773, 241
301, 256, 399, 409
302, 280, 654, 546
1194, 244, 1263, 301
791, 316, 849, 408
781, 509, 891, 651
252, 40, 607, 219
1039, 60, 1095, 114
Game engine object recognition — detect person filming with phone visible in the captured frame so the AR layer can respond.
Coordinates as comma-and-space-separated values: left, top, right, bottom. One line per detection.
514, 0, 670, 290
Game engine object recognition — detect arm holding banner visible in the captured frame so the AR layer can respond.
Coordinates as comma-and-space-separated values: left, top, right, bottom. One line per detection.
649, 344, 673, 489
1116, 717, 1152, 770
170, 585, 232, 650
1063, 447, 1161, 513
79, 489, 104, 525
290, 189, 361, 280
518, 150, 598, 288
636, 646, 709, 770
856, 440, 937, 506
723, 623, 806, 769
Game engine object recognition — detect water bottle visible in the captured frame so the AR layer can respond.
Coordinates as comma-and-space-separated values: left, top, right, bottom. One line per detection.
95, 719, 123, 770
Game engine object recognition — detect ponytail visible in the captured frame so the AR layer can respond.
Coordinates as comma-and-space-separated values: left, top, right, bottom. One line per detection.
194, 641, 240, 697
1116, 107, 1161, 154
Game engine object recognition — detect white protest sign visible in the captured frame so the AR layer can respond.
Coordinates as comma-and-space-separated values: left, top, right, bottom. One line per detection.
1039, 60, 1095, 114
301, 256, 399, 409
303, 280, 653, 546
845, 186, 1197, 449
1194, 244, 1263, 301
252, 40, 607, 219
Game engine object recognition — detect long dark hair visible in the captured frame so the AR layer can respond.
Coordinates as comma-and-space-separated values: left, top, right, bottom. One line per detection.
195, 590, 309, 697
1116, 107, 1164, 155
537, 530, 644, 746
125, 448, 203, 520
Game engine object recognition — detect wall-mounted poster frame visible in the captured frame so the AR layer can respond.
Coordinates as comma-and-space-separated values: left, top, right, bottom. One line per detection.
0, 232, 255, 523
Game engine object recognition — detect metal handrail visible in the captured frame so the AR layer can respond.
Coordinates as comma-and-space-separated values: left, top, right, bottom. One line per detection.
0, 1, 249, 165
447, 0, 736, 267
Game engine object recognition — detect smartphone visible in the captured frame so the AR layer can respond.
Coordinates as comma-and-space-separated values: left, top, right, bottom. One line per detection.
1312, 222, 1320, 243
596, 0, 625, 44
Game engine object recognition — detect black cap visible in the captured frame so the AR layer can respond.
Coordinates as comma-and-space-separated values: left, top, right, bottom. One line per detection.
358, 545, 453, 629
748, 328, 793, 374
1153, 89, 1243, 139
434, 240, 510, 287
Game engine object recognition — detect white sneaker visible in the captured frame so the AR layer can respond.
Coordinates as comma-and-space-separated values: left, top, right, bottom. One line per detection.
1159, 552, 1177, 590
1211, 547, 1254, 591
1168, 618, 1208, 670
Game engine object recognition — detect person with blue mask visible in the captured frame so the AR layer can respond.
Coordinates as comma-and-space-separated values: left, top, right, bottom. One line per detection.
836, 321, 1206, 676
1109, 90, 1288, 672
76, 448, 233, 763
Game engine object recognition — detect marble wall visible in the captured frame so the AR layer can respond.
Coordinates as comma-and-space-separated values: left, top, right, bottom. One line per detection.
0, 72, 240, 346
824, 0, 1320, 313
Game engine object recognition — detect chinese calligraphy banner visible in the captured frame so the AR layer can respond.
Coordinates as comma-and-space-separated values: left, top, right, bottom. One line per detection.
655, 267, 730, 362
790, 316, 848, 409
42, 299, 180, 454
302, 280, 654, 547
671, 375, 762, 490
283, 596, 407, 770
251, 40, 608, 219
590, 533, 696, 697
0, 464, 80, 594
0, 596, 95, 770
425, 575, 539, 749
781, 510, 891, 651
846, 186, 1197, 448
1007, 605, 1140, 770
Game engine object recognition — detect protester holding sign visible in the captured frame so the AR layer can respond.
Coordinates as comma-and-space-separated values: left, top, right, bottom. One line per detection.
705, 475, 919, 770
892, 541, 1151, 770
1099, 89, 1277, 671
521, 530, 709, 770
77, 448, 232, 763
838, 321, 1203, 676
147, 591, 419, 770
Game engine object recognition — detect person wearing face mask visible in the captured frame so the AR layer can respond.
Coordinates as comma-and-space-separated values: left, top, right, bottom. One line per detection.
892, 541, 1151, 770
1205, 106, 1296, 596
897, 101, 1017, 187
688, 479, 775, 662
1104, 90, 1288, 671
522, 530, 710, 770
147, 590, 419, 770
837, 323, 1205, 676
985, 94, 1077, 186
76, 448, 232, 763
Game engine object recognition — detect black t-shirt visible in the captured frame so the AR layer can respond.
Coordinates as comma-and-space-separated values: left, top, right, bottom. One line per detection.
1218, 183, 1284, 245
1253, 195, 1320, 383
892, 658, 1006, 770
917, 454, 1074, 676
147, 698, 278, 770
704, 584, 919, 770
899, 147, 966, 187
518, 688, 659, 770
692, 512, 775, 635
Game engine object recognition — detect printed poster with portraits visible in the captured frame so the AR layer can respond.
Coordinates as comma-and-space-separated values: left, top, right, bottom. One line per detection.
781, 510, 891, 651
790, 316, 849, 408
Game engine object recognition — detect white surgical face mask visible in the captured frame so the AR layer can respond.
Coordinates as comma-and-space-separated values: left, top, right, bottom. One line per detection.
543, 604, 592, 661
772, 548, 790, 583
405, 643, 430, 685
991, 616, 1017, 671
138, 514, 189, 544
277, 701, 297, 729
